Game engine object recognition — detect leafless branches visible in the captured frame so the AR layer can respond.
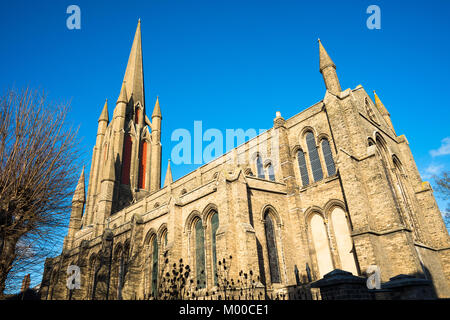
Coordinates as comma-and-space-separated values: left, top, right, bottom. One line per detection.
0, 87, 82, 297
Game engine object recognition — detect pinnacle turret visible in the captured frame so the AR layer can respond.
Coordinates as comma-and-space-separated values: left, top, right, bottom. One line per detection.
373, 90, 396, 135
373, 90, 390, 116
98, 100, 109, 123
164, 159, 173, 187
72, 166, 85, 204
318, 39, 341, 95
152, 96, 162, 119
318, 38, 336, 72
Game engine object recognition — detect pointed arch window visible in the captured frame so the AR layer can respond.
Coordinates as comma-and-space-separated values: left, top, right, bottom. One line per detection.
162, 230, 168, 249
375, 136, 405, 225
306, 132, 323, 182
256, 155, 265, 179
297, 149, 309, 187
331, 207, 358, 275
109, 246, 121, 300
135, 106, 140, 124
245, 168, 254, 177
210, 212, 219, 286
267, 163, 275, 181
392, 156, 419, 239
151, 236, 158, 298
264, 212, 281, 283
310, 214, 333, 278
87, 256, 97, 300
195, 219, 206, 289
117, 244, 129, 300
117, 253, 125, 299
321, 139, 336, 176
121, 134, 132, 185
138, 140, 148, 189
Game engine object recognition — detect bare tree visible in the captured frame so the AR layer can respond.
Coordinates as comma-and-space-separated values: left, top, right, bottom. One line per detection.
0, 88, 82, 297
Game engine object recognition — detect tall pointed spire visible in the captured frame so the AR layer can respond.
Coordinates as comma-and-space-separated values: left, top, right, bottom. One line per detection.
152, 96, 162, 118
98, 99, 109, 123
318, 39, 341, 95
122, 20, 145, 108
164, 159, 173, 187
73, 166, 86, 204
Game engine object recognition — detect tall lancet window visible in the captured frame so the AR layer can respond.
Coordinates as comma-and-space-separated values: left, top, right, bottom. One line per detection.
306, 132, 323, 182
118, 244, 129, 300
151, 236, 158, 298
297, 149, 309, 187
264, 212, 281, 283
210, 212, 219, 286
392, 156, 419, 239
267, 163, 275, 181
321, 139, 336, 176
135, 107, 140, 124
121, 134, 132, 185
330, 207, 358, 275
310, 214, 333, 278
256, 155, 265, 179
195, 219, 206, 289
138, 140, 148, 189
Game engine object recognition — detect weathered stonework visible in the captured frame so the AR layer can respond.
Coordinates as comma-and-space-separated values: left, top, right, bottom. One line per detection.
39, 22, 450, 300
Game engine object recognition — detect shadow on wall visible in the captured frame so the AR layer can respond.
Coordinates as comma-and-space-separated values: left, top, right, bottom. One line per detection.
309, 268, 438, 300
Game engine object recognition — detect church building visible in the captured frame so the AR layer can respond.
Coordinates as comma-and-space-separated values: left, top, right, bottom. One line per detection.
39, 21, 450, 299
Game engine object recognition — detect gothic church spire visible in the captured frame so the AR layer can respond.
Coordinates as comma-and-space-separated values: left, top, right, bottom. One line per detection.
122, 20, 145, 109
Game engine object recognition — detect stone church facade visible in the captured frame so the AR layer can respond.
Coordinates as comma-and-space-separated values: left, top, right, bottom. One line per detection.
40, 21, 450, 299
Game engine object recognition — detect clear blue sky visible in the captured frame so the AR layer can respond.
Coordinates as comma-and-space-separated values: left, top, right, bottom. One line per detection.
1, 0, 450, 289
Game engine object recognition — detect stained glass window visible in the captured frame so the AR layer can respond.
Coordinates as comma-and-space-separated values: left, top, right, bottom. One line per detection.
211, 212, 219, 286
151, 237, 158, 297
306, 132, 323, 182
297, 149, 309, 187
265, 214, 281, 283
321, 139, 336, 176
195, 220, 206, 289
256, 156, 265, 179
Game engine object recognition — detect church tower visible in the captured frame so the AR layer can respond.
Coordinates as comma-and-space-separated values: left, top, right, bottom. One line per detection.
80, 20, 162, 233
